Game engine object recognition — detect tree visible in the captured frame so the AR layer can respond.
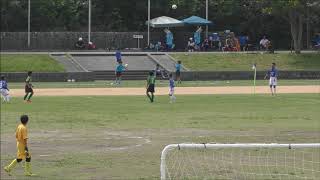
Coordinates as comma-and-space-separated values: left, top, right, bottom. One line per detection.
260, 0, 320, 53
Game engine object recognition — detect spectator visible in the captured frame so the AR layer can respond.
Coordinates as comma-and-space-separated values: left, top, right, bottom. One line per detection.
75, 37, 86, 49
259, 36, 270, 50
164, 28, 174, 51
202, 39, 209, 51
187, 38, 195, 52
211, 33, 221, 50
231, 32, 240, 51
87, 42, 96, 50
194, 26, 202, 50
155, 42, 161, 51
223, 35, 234, 51
238, 35, 249, 51
312, 34, 320, 49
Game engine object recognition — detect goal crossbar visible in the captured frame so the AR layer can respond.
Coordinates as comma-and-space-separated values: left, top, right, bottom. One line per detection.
160, 143, 320, 180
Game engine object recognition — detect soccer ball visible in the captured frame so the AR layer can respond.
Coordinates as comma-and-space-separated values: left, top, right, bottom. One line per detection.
172, 4, 177, 10
125, 64, 128, 68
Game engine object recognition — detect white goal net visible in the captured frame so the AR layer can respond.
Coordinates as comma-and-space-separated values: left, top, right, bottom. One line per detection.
160, 143, 320, 180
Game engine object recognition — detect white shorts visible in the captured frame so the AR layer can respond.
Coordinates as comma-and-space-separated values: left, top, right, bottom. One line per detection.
169, 87, 174, 96
0, 89, 9, 96
269, 77, 277, 86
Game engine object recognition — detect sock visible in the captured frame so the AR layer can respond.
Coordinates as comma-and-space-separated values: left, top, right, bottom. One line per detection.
6, 95, 10, 102
24, 93, 29, 100
151, 94, 154, 102
170, 95, 176, 102
24, 162, 33, 175
147, 93, 152, 102
27, 93, 33, 100
5, 159, 18, 172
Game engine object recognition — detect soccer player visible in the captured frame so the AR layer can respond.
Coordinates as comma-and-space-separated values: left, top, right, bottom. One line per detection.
0, 75, 10, 103
154, 64, 166, 79
169, 74, 176, 103
146, 71, 156, 103
115, 49, 122, 63
264, 63, 278, 96
24, 71, 34, 102
114, 61, 127, 85
175, 61, 182, 84
4, 115, 36, 176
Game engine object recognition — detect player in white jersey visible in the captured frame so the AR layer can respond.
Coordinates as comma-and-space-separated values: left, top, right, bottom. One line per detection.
0, 76, 10, 103
169, 74, 176, 103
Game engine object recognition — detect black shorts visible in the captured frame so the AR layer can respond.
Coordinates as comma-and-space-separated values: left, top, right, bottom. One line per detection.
25, 85, 33, 93
176, 71, 181, 77
116, 72, 122, 77
147, 84, 155, 93
155, 70, 162, 77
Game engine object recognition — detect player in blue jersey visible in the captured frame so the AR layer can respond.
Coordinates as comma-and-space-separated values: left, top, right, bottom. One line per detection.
175, 61, 182, 84
114, 61, 127, 85
115, 49, 122, 63
264, 63, 278, 96
168, 74, 176, 103
0, 76, 10, 103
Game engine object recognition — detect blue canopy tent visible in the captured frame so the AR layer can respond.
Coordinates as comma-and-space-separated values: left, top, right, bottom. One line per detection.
181, 16, 213, 26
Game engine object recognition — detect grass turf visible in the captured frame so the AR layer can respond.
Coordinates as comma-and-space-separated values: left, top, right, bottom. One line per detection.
0, 54, 65, 72
7, 79, 320, 89
171, 53, 320, 71
1, 94, 319, 179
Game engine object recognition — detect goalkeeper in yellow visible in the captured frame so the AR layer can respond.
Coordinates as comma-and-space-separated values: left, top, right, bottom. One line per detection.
4, 115, 36, 176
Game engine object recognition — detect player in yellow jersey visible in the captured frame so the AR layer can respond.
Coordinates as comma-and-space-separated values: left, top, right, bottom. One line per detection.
3, 115, 36, 176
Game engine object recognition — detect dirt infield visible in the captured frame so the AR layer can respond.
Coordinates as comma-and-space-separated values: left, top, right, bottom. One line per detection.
9, 85, 319, 97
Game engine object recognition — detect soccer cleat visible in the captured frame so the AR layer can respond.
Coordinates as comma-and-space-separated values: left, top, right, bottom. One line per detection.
4, 166, 12, 176
24, 162, 36, 176
25, 171, 36, 176
4, 159, 18, 176
27, 100, 32, 103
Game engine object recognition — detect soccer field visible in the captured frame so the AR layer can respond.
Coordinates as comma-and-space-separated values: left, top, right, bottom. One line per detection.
1, 94, 319, 179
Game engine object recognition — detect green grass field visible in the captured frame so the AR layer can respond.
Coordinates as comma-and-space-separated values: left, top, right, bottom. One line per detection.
7, 79, 320, 89
1, 94, 319, 179
0, 54, 65, 72
172, 53, 320, 71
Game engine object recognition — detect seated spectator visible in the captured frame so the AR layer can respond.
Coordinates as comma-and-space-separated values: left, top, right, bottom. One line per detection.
202, 39, 209, 51
211, 33, 221, 50
259, 36, 271, 50
87, 42, 96, 50
75, 37, 86, 49
223, 35, 237, 52
187, 38, 195, 52
238, 35, 249, 51
312, 34, 320, 49
231, 32, 240, 51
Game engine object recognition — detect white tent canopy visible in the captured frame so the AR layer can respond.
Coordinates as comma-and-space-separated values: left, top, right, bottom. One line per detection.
146, 16, 184, 28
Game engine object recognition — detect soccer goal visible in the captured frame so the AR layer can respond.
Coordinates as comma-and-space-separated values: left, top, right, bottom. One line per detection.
160, 143, 320, 180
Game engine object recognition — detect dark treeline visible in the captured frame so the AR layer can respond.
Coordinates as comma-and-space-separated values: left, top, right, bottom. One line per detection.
1, 0, 319, 52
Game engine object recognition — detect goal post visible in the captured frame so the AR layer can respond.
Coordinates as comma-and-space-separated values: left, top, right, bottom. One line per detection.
160, 143, 320, 180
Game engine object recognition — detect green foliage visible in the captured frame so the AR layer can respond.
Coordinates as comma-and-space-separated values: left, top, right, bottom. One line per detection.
1, 0, 318, 32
